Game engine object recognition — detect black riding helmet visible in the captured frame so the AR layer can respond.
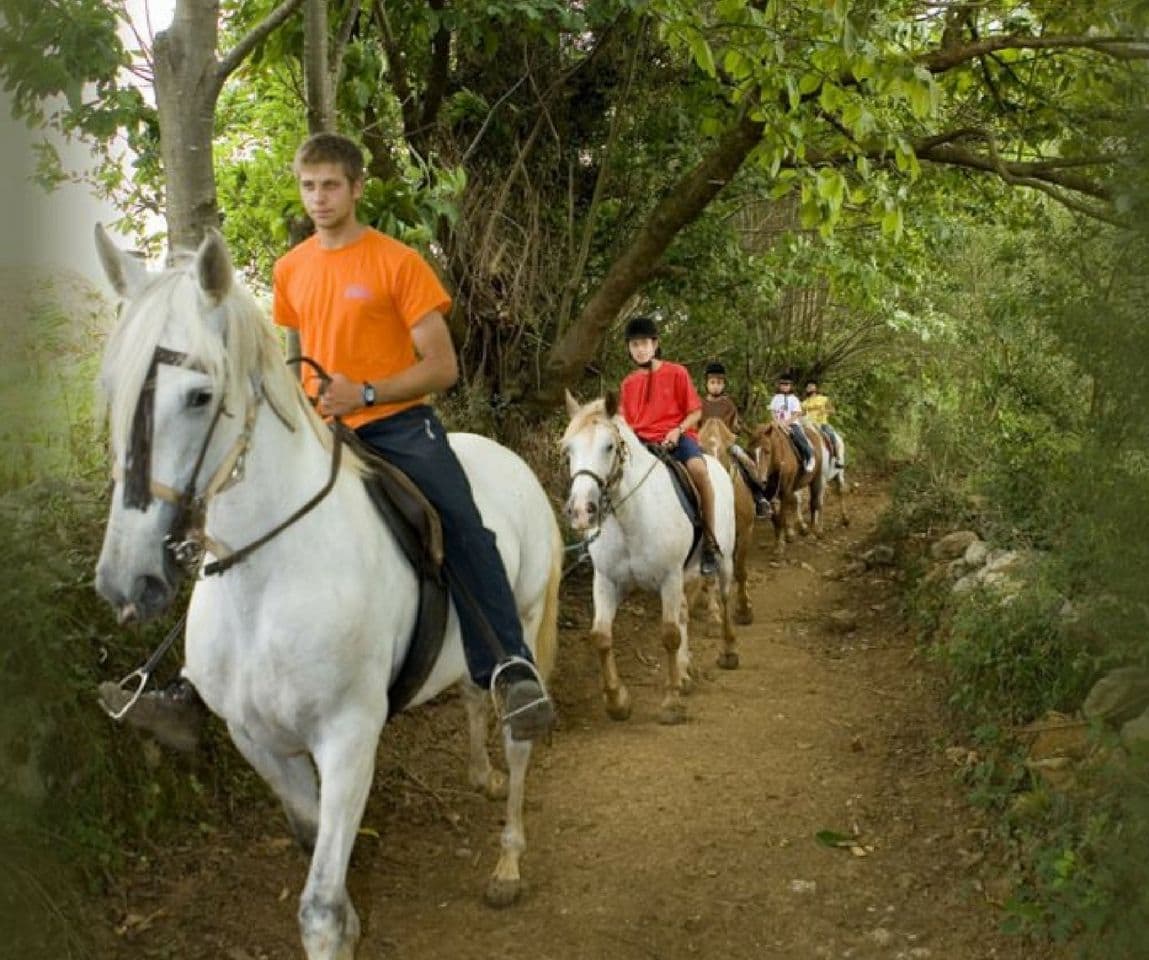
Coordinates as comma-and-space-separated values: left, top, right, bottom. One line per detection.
704, 361, 726, 378
624, 315, 659, 340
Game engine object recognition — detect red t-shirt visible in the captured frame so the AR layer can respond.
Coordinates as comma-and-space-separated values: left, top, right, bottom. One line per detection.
619, 361, 702, 444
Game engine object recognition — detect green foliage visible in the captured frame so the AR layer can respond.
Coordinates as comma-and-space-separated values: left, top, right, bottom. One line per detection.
1000, 755, 1149, 957
938, 579, 1097, 728
0, 275, 268, 956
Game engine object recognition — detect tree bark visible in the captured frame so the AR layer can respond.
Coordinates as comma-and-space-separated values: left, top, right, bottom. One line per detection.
533, 108, 765, 407
154, 0, 223, 253
154, 0, 305, 252
304, 0, 333, 133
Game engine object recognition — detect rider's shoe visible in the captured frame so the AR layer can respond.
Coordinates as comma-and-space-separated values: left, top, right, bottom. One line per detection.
755, 497, 772, 521
492, 658, 555, 742
98, 677, 204, 753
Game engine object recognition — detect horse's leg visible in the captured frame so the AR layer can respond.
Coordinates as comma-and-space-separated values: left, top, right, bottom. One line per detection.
772, 496, 787, 555
779, 489, 802, 549
676, 590, 696, 692
460, 681, 507, 800
836, 470, 851, 526
658, 574, 688, 725
298, 722, 381, 960
809, 475, 825, 538
485, 729, 532, 907
590, 571, 631, 721
716, 551, 740, 670
794, 487, 810, 536
229, 724, 319, 852
733, 497, 753, 625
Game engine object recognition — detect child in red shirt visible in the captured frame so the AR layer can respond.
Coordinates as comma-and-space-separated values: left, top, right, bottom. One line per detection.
618, 316, 719, 576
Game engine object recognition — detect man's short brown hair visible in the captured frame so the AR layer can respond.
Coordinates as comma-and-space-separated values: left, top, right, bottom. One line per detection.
292, 133, 365, 183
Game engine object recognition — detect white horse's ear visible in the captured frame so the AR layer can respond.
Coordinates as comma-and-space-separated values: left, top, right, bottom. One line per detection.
604, 391, 619, 418
94, 223, 149, 298
195, 228, 234, 305
564, 389, 581, 418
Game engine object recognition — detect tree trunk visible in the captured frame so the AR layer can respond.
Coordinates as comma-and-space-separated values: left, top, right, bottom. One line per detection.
303, 0, 333, 133
154, 0, 224, 253
533, 109, 765, 408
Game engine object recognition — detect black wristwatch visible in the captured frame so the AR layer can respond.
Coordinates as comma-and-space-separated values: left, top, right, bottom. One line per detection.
361, 381, 376, 407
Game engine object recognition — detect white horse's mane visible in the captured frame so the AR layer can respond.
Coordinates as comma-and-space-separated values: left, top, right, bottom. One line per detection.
101, 258, 363, 473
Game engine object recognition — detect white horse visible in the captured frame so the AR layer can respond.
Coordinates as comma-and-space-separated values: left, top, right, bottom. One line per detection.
811, 422, 850, 532
92, 226, 562, 960
561, 392, 737, 725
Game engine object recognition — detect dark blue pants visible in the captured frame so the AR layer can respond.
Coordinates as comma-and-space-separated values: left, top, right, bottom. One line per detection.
356, 406, 533, 687
789, 424, 814, 465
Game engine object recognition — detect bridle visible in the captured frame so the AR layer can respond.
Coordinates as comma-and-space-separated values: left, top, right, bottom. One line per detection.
568, 419, 661, 526
569, 420, 628, 522
117, 346, 341, 578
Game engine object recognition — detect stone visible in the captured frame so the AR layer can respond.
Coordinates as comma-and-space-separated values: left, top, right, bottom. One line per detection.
827, 609, 858, 633
1120, 709, 1149, 751
1021, 712, 1091, 761
982, 549, 1029, 577
930, 530, 980, 561
1083, 667, 1149, 725
863, 544, 896, 567
963, 540, 989, 568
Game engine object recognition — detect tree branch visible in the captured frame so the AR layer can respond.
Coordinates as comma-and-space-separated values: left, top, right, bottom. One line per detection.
418, 0, 451, 141
536, 105, 766, 405
373, 0, 419, 140
331, 0, 362, 91
921, 34, 1149, 73
217, 0, 306, 83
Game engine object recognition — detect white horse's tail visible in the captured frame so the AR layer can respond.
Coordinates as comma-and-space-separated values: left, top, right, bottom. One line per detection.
532, 514, 563, 681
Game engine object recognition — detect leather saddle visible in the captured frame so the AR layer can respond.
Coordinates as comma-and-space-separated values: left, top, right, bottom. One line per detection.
644, 443, 704, 566
334, 423, 450, 717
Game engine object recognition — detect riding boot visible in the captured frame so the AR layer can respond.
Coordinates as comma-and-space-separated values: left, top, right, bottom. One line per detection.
790, 425, 816, 474
730, 444, 772, 519
98, 676, 206, 752
692, 461, 720, 578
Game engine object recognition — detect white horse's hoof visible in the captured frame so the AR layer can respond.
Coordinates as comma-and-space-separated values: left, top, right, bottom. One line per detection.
482, 769, 508, 801
485, 876, 523, 908
605, 687, 632, 721
658, 701, 687, 725
717, 651, 739, 670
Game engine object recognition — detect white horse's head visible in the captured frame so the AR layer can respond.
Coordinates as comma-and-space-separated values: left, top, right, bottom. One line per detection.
559, 390, 627, 531
92, 225, 290, 623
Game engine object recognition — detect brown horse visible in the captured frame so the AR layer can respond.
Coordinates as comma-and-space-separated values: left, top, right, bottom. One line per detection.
748, 420, 831, 555
697, 418, 755, 624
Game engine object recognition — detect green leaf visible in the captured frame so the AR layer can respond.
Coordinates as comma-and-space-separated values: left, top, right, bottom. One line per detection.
799, 71, 823, 95
880, 206, 903, 237
815, 829, 854, 848
683, 29, 716, 78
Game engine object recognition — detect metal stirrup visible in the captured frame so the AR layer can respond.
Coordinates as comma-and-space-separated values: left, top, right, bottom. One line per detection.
489, 655, 549, 724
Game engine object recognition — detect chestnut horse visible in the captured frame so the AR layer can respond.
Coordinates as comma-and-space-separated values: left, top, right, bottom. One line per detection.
748, 420, 846, 554
697, 418, 755, 624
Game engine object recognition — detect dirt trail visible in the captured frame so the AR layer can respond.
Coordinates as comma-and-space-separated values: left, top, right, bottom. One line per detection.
101, 476, 1032, 960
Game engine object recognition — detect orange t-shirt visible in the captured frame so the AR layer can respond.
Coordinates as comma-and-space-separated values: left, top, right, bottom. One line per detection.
273, 228, 453, 429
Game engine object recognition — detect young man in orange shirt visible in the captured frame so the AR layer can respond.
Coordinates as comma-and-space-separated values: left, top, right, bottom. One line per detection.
619, 316, 720, 576
274, 133, 553, 740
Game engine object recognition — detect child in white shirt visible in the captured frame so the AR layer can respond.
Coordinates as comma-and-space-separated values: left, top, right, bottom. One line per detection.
769, 374, 816, 473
